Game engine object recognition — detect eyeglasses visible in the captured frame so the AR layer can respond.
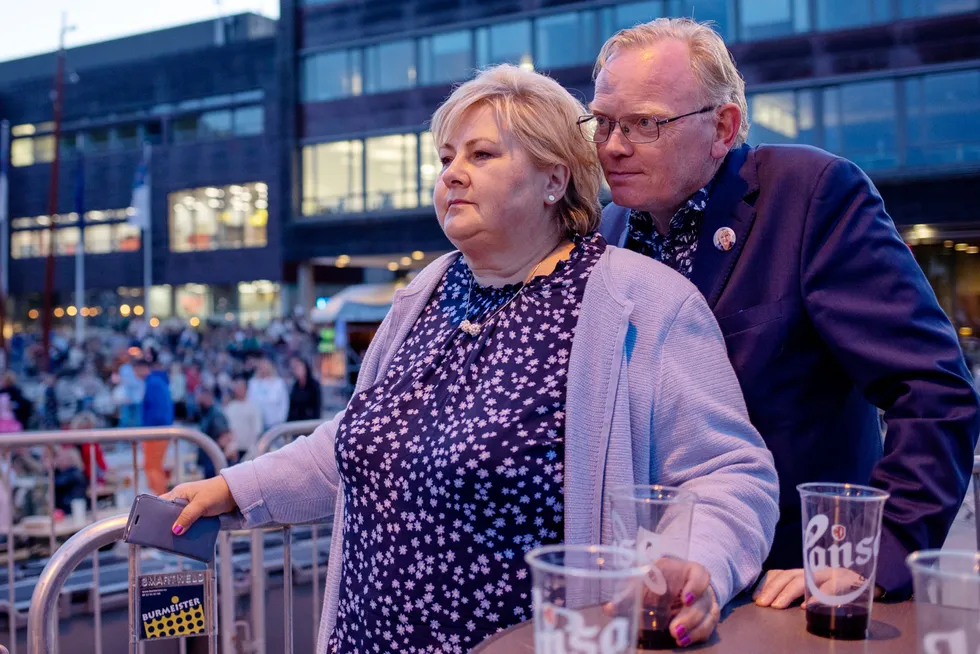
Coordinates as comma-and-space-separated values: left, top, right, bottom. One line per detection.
577, 106, 717, 144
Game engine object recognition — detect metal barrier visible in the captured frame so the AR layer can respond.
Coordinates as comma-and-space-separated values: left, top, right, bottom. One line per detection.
247, 419, 325, 654
1, 427, 230, 654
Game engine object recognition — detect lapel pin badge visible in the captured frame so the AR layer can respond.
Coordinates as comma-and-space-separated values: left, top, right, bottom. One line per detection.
713, 227, 736, 252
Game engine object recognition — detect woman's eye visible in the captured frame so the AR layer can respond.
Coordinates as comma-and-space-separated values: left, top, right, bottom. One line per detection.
440, 156, 453, 166
473, 151, 491, 159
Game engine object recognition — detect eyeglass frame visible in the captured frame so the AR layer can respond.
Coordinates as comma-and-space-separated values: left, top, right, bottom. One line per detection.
577, 105, 718, 144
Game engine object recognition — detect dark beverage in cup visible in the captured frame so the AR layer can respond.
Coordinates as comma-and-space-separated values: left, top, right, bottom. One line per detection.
798, 483, 888, 642
805, 604, 869, 640
637, 608, 676, 649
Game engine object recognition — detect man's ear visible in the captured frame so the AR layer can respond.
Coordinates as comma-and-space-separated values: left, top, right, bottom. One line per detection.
712, 103, 742, 159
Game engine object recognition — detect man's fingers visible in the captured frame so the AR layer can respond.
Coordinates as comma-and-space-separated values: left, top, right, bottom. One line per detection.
754, 570, 792, 607
770, 572, 806, 609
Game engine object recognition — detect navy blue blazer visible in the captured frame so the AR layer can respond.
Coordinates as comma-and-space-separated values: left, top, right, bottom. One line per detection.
601, 143, 980, 596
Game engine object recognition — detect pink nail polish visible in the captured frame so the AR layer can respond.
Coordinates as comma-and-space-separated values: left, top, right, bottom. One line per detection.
679, 636, 692, 648
684, 592, 695, 606
172, 524, 183, 536
675, 625, 687, 639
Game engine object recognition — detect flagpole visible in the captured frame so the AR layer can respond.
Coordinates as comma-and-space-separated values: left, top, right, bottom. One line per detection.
74, 133, 85, 343
0, 119, 9, 356
142, 142, 152, 322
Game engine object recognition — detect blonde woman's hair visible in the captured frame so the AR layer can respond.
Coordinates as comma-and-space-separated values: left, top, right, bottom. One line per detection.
595, 17, 749, 148
430, 64, 602, 236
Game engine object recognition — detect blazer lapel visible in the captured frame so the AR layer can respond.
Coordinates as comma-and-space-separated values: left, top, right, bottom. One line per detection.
690, 145, 760, 308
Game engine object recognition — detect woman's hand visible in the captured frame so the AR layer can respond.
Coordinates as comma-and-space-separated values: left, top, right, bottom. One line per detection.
161, 477, 238, 536
657, 559, 721, 647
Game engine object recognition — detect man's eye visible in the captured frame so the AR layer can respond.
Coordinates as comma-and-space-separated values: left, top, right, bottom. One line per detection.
594, 116, 609, 127
637, 117, 654, 128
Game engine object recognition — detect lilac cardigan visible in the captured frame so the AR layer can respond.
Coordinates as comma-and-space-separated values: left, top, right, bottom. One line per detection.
221, 246, 779, 653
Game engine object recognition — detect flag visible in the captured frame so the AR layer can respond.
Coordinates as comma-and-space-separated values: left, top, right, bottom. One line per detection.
0, 120, 9, 227
129, 144, 151, 230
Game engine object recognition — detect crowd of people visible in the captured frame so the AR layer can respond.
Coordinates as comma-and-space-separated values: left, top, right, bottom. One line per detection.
0, 315, 327, 514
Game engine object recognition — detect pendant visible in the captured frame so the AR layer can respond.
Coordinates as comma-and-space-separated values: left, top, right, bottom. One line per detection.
459, 319, 481, 336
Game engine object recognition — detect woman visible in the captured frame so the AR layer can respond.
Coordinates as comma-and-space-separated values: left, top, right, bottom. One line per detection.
287, 356, 322, 422
165, 65, 779, 652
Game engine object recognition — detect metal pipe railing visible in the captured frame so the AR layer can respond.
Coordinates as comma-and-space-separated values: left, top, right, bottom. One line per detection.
248, 419, 325, 654
6, 427, 229, 654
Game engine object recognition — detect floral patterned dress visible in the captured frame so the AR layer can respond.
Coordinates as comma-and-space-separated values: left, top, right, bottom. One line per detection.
327, 234, 607, 653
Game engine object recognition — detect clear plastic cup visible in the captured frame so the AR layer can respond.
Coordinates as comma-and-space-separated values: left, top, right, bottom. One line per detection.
907, 549, 980, 654
798, 482, 889, 640
525, 544, 649, 654
609, 485, 698, 649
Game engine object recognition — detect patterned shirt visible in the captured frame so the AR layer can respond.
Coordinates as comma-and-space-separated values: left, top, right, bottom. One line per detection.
328, 234, 607, 653
624, 186, 709, 279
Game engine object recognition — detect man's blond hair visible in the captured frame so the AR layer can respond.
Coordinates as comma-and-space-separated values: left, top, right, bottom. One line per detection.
595, 17, 749, 147
430, 64, 602, 235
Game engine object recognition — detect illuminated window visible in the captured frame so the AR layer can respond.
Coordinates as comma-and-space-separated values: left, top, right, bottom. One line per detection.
420, 131, 439, 207
302, 141, 364, 216
366, 134, 419, 211
168, 182, 269, 252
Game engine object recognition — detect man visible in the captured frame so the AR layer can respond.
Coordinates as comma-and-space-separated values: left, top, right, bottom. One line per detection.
134, 355, 174, 495
223, 377, 263, 462
195, 388, 233, 479
591, 18, 980, 603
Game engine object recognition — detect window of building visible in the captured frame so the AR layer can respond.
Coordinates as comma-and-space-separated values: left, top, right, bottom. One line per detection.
301, 50, 362, 102
900, 0, 979, 17
668, 0, 732, 39
419, 30, 472, 85
824, 79, 898, 170
86, 128, 110, 153
747, 90, 816, 145
11, 138, 34, 167
365, 40, 417, 93
302, 140, 364, 215
238, 280, 281, 326
739, 0, 810, 40
54, 227, 80, 256
815, 0, 892, 30
199, 110, 234, 139
115, 223, 142, 252
601, 1, 663, 39
168, 182, 269, 252
85, 224, 113, 254
173, 115, 200, 143
149, 285, 173, 319
366, 134, 419, 211
905, 69, 980, 166
476, 20, 533, 69
535, 11, 598, 70
175, 284, 211, 319
420, 130, 439, 207
112, 124, 140, 150
11, 230, 49, 259
234, 106, 265, 136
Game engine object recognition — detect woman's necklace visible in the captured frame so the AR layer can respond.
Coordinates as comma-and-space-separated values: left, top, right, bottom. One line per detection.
458, 258, 548, 337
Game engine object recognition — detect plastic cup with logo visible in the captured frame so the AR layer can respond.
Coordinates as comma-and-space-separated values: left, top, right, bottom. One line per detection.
525, 544, 650, 654
798, 482, 889, 640
907, 549, 980, 654
609, 485, 698, 649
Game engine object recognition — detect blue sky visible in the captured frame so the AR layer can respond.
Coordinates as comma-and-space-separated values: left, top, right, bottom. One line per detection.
0, 0, 281, 63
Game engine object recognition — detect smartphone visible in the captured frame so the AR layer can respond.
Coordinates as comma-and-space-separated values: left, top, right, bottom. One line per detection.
123, 494, 220, 563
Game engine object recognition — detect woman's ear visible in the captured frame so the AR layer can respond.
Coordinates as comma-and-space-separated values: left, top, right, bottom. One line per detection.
544, 163, 571, 203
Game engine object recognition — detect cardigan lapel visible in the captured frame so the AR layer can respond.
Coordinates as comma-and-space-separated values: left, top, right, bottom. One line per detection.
689, 145, 760, 309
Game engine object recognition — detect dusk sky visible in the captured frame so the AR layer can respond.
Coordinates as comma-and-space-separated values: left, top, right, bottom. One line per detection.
0, 0, 280, 63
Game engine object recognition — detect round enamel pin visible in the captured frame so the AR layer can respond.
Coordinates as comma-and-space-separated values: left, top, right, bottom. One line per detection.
713, 227, 736, 252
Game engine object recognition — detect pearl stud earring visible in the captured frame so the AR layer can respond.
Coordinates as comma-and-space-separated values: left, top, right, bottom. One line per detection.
548, 195, 556, 202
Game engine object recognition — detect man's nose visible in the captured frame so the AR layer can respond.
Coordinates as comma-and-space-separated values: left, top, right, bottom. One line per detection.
602, 125, 634, 157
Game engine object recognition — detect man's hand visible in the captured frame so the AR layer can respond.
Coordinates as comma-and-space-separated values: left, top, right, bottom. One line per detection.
753, 569, 872, 609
